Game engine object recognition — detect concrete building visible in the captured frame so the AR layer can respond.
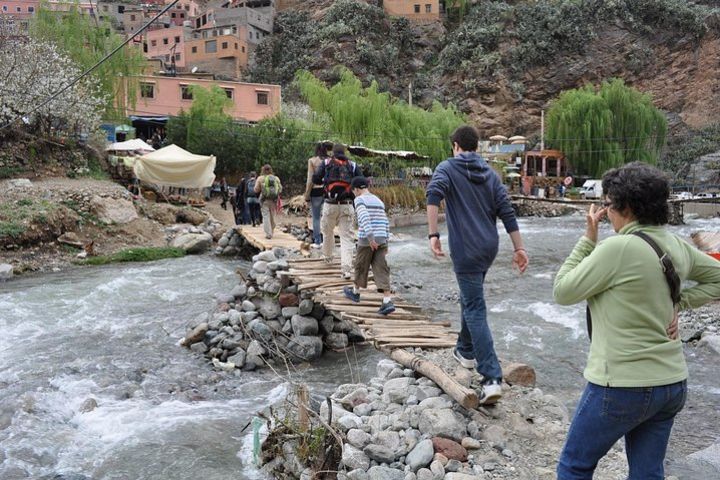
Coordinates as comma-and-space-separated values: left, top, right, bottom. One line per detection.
195, 2, 272, 44
0, 0, 38, 17
184, 24, 250, 79
145, 25, 190, 68
129, 74, 281, 122
46, 0, 96, 16
382, 0, 441, 22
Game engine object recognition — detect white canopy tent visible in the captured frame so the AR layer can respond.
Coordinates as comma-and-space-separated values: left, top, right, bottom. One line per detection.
106, 139, 155, 152
133, 144, 216, 189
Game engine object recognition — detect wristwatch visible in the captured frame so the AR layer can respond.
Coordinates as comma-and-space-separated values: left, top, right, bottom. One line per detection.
428, 233, 440, 240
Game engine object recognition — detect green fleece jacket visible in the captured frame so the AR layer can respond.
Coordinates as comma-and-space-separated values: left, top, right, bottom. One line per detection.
554, 221, 720, 387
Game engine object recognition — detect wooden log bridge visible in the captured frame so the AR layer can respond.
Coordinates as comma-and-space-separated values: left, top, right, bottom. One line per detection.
236, 224, 457, 350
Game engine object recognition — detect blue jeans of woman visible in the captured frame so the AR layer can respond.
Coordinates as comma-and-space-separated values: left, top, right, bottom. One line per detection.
310, 196, 324, 244
557, 380, 687, 480
455, 271, 502, 381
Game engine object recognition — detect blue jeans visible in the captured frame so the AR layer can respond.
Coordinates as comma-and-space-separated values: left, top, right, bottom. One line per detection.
558, 380, 687, 480
310, 195, 324, 244
455, 272, 502, 381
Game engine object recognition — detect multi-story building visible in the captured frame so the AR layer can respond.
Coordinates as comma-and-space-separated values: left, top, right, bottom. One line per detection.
0, 0, 38, 32
195, 1, 272, 45
184, 24, 249, 79
145, 24, 190, 68
130, 74, 281, 122
382, 0, 441, 22
46, 0, 96, 16
96, 1, 136, 30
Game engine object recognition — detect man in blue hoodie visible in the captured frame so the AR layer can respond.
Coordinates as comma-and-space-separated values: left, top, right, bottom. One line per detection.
426, 125, 529, 405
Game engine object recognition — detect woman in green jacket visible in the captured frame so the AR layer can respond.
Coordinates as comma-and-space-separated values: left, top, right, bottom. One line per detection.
554, 162, 720, 480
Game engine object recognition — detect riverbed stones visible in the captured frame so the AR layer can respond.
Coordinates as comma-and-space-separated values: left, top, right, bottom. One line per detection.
241, 300, 256, 311
325, 332, 349, 350
503, 362, 536, 387
190, 341, 209, 354
366, 466, 405, 480
227, 350, 246, 368
287, 335, 323, 362
182, 322, 208, 346
343, 445, 371, 471
348, 429, 371, 449
257, 297, 281, 319
419, 409, 466, 442
254, 251, 277, 263
431, 437, 467, 462
291, 315, 319, 336
0, 263, 13, 282
298, 299, 314, 315
171, 232, 213, 253
405, 439, 434, 471
364, 443, 396, 464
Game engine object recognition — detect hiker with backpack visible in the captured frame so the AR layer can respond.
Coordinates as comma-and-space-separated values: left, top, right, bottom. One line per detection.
312, 143, 361, 279
254, 164, 282, 239
246, 171, 261, 227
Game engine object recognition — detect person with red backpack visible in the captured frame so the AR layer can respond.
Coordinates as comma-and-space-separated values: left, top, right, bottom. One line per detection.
312, 143, 360, 278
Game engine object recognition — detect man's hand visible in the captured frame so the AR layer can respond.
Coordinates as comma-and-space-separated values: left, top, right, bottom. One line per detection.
585, 203, 607, 243
369, 239, 379, 251
667, 309, 679, 340
513, 249, 529, 273
430, 237, 445, 258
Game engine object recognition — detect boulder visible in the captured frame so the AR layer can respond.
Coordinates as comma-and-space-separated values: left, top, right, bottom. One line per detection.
182, 322, 208, 346
227, 350, 246, 368
291, 315, 319, 336
311, 303, 326, 320
252, 261, 268, 273
503, 362, 536, 387
342, 444, 370, 471
319, 315, 335, 335
171, 232, 213, 254
257, 297, 282, 319
406, 439, 434, 471
230, 283, 247, 298
418, 409, 466, 442
190, 342, 209, 354
698, 334, 720, 355
298, 299, 314, 315
279, 293, 299, 307
286, 336, 323, 362
431, 437, 467, 462
366, 466, 405, 480
325, 332, 349, 350
364, 444, 396, 464
255, 251, 277, 263
0, 263, 13, 282
347, 429, 371, 449
57, 232, 84, 248
90, 195, 138, 224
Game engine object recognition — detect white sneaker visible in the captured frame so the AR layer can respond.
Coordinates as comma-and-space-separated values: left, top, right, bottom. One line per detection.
452, 348, 476, 369
479, 379, 502, 405
311, 243, 322, 249
341, 272, 352, 280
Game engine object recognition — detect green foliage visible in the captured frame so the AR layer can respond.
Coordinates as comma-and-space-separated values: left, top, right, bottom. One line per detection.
597, 0, 713, 38
79, 247, 186, 266
546, 79, 667, 177
0, 199, 57, 239
31, 2, 146, 120
662, 124, 720, 178
0, 166, 24, 179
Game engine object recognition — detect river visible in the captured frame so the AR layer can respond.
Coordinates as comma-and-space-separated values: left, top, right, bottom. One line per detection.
0, 215, 718, 479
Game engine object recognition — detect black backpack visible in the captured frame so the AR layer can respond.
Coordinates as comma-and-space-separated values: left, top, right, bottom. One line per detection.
246, 178, 257, 198
324, 157, 353, 200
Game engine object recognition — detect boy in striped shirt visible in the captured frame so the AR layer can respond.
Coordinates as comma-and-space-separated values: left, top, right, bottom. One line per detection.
344, 176, 395, 315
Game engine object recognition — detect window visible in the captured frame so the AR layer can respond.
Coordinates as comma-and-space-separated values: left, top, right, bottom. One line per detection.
174, 36, 180, 43
140, 83, 155, 99
16, 6, 21, 12
102, 5, 108, 12
164, 54, 170, 61
414, 4, 420, 13
151, 40, 157, 47
180, 12, 184, 18
425, 3, 431, 12
205, 40, 216, 53
118, 5, 124, 13
223, 88, 233, 99
241, 45, 245, 53
171, 12, 176, 18
130, 14, 136, 21
222, 41, 228, 49
234, 43, 238, 50
256, 92, 268, 105
175, 53, 181, 60
28, 6, 34, 12
163, 38, 168, 45
181, 85, 193, 100
191, 46, 197, 53
2, 6, 8, 12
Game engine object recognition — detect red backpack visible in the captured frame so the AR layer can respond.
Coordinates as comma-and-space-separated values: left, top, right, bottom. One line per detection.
324, 157, 354, 200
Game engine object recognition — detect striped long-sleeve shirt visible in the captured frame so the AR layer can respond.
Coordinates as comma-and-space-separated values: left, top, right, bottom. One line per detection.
354, 192, 389, 246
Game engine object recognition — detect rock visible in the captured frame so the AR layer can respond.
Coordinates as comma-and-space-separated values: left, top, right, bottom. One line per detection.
342, 444, 370, 471
383, 377, 415, 404
374, 430, 402, 452
481, 425, 506, 445
252, 261, 268, 273
182, 323, 208, 346
404, 473, 417, 480
340, 387, 369, 408
406, 439, 434, 471
7, 178, 31, 188
503, 362, 536, 387
325, 332, 349, 350
241, 300, 256, 311
0, 263, 14, 282
230, 284, 247, 298
354, 403, 372, 416
90, 195, 138, 224
433, 453, 448, 466
334, 318, 355, 333
241, 311, 258, 323
264, 280, 282, 295
444, 474, 478, 480
291, 314, 319, 336
431, 437, 468, 462
429, 460, 445, 479
348, 469, 369, 480
418, 409, 466, 441
227, 350, 246, 368
255, 251, 277, 262
216, 293, 235, 305
377, 359, 402, 379
347, 428, 371, 449
319, 315, 335, 335
418, 398, 453, 410
257, 297, 281, 319
364, 443, 397, 463
461, 437, 481, 450
311, 303, 326, 320
445, 459, 462, 472
297, 299, 314, 315
286, 336, 323, 362
338, 413, 363, 431
279, 293, 299, 307
415, 386, 442, 401
57, 232, 84, 248
250, 320, 273, 339
366, 466, 405, 480
282, 306, 299, 318
190, 341, 209, 354
267, 259, 289, 271
416, 468, 434, 480
79, 397, 98, 413
171, 232, 213, 254
698, 334, 720, 355
685, 441, 720, 475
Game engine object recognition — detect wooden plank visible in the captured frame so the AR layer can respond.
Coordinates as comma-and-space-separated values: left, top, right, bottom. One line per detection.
380, 341, 457, 347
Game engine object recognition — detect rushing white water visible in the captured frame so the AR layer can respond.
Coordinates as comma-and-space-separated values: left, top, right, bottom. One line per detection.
1, 216, 718, 478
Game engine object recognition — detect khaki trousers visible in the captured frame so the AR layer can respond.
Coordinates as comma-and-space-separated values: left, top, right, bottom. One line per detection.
261, 199, 276, 238
354, 244, 390, 291
321, 202, 355, 275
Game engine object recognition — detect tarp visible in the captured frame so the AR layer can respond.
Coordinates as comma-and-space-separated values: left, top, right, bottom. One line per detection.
106, 139, 155, 152
134, 144, 216, 188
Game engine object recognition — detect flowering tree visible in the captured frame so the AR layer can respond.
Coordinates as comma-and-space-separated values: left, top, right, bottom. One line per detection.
0, 31, 105, 135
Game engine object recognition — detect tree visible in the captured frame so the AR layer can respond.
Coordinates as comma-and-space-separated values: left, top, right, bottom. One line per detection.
0, 32, 104, 134
31, 1, 146, 120
546, 79, 667, 177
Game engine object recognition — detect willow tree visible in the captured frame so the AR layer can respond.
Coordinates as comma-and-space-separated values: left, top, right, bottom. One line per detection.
546, 79, 667, 177
31, 1, 146, 120
295, 68, 465, 163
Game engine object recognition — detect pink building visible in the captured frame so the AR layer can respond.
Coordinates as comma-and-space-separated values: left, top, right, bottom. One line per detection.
46, 0, 95, 16
129, 75, 281, 122
0, 0, 39, 17
145, 25, 189, 68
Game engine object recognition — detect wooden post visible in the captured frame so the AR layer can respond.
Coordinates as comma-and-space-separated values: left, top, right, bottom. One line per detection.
390, 349, 479, 410
297, 384, 309, 433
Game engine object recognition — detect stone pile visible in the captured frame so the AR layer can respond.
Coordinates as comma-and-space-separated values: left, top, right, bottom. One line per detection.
512, 200, 580, 218
214, 228, 256, 257
166, 218, 224, 254
680, 304, 720, 355
262, 354, 630, 480
182, 248, 365, 370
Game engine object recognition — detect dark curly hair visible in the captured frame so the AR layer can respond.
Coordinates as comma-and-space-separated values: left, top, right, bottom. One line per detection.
450, 125, 479, 152
601, 162, 669, 225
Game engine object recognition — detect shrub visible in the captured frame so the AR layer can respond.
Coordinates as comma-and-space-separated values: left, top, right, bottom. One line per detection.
80, 247, 186, 266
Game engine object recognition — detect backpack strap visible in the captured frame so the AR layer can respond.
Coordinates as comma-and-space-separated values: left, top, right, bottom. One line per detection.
632, 231, 682, 305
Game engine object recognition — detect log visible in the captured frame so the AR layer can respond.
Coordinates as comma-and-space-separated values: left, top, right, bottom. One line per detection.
390, 349, 478, 410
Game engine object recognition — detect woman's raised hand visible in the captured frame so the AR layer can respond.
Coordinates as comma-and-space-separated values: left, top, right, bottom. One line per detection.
585, 203, 607, 243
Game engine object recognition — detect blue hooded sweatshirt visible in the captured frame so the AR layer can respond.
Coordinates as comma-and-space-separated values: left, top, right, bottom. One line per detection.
426, 151, 519, 274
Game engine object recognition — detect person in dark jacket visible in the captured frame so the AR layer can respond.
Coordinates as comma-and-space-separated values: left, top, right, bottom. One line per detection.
426, 125, 529, 405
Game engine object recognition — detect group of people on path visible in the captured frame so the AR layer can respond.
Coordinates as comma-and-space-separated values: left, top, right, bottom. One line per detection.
232, 166, 282, 239
428, 125, 720, 479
